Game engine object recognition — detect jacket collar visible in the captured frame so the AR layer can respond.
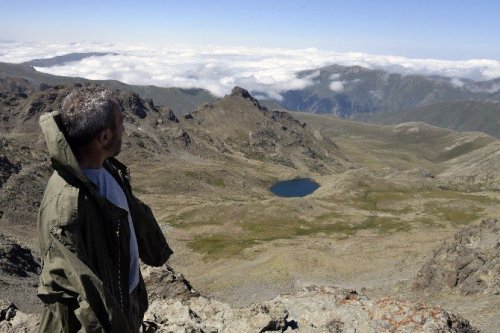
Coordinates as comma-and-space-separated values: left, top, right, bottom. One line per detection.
39, 111, 90, 186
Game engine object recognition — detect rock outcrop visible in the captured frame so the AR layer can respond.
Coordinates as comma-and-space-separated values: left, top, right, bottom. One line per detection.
0, 288, 479, 333
0, 234, 40, 278
0, 303, 39, 333
141, 264, 200, 302
143, 285, 477, 332
120, 92, 151, 119
0, 78, 32, 97
414, 219, 500, 295
0, 234, 42, 319
137, 265, 478, 333
0, 156, 20, 189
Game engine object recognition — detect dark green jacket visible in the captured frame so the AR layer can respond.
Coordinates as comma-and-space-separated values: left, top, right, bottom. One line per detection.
37, 111, 173, 332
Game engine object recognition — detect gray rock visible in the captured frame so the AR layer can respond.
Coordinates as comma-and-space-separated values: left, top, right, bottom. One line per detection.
0, 156, 20, 188
144, 286, 477, 332
141, 264, 200, 302
414, 219, 500, 295
0, 303, 39, 333
0, 234, 40, 278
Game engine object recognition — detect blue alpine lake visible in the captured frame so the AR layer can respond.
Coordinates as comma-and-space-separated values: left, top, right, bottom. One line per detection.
270, 178, 320, 197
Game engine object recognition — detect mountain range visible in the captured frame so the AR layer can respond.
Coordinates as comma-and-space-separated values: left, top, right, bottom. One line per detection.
272, 64, 500, 116
0, 61, 216, 115
355, 99, 500, 138
3, 54, 500, 139
22, 52, 118, 67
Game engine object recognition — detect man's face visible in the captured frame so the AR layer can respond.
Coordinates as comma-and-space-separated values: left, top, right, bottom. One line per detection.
103, 105, 124, 157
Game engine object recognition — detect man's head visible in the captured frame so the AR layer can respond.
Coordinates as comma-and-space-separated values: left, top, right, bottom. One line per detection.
60, 86, 124, 160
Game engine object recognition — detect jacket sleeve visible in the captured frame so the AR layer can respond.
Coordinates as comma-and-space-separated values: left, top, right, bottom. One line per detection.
37, 186, 133, 333
128, 194, 173, 266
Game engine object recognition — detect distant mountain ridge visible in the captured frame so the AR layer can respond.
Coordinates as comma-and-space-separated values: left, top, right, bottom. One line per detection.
17, 53, 500, 118
22, 52, 118, 67
271, 64, 500, 117
0, 62, 215, 114
356, 100, 500, 138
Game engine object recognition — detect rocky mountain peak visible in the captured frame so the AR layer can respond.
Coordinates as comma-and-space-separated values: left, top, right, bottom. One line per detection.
181, 85, 344, 171
230, 86, 252, 99
229, 86, 265, 110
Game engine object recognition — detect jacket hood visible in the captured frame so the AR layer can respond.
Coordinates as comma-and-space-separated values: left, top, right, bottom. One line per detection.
39, 111, 88, 184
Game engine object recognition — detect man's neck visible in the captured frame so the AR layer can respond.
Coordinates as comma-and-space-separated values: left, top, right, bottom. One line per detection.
76, 144, 107, 169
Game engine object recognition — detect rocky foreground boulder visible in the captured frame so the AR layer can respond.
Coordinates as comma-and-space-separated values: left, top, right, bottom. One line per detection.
143, 285, 478, 333
414, 219, 500, 295
141, 262, 480, 332
0, 303, 39, 333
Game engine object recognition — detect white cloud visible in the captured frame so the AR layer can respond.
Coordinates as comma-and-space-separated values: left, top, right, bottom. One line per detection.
450, 77, 464, 88
486, 83, 500, 94
329, 81, 345, 92
1, 40, 500, 100
329, 73, 341, 80
468, 83, 500, 94
303, 70, 321, 81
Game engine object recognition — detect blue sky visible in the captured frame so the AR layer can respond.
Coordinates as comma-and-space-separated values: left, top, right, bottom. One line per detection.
2, 1, 500, 96
1, 0, 500, 60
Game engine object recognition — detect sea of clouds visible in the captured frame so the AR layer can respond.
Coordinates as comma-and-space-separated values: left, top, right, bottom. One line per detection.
1, 40, 500, 100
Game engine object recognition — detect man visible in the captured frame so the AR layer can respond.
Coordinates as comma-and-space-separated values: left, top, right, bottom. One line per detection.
37, 86, 172, 332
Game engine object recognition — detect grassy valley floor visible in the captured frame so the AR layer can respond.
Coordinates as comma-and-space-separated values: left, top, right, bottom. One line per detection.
127, 132, 499, 331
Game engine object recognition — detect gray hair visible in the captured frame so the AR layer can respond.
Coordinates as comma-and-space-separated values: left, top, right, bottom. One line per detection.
60, 86, 119, 147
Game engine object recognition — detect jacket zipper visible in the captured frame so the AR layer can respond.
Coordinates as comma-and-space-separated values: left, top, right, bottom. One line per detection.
116, 218, 124, 311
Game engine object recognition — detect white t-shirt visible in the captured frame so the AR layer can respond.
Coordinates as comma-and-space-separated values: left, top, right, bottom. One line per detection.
82, 167, 140, 293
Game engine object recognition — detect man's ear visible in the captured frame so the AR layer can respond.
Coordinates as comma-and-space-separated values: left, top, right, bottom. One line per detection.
96, 128, 112, 147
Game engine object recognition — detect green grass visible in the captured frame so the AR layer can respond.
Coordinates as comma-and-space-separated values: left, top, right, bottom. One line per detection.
183, 171, 226, 187
186, 214, 414, 260
183, 184, 499, 260
423, 202, 484, 226
173, 174, 500, 261
424, 190, 499, 204
346, 181, 416, 213
366, 216, 407, 232
190, 235, 259, 258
